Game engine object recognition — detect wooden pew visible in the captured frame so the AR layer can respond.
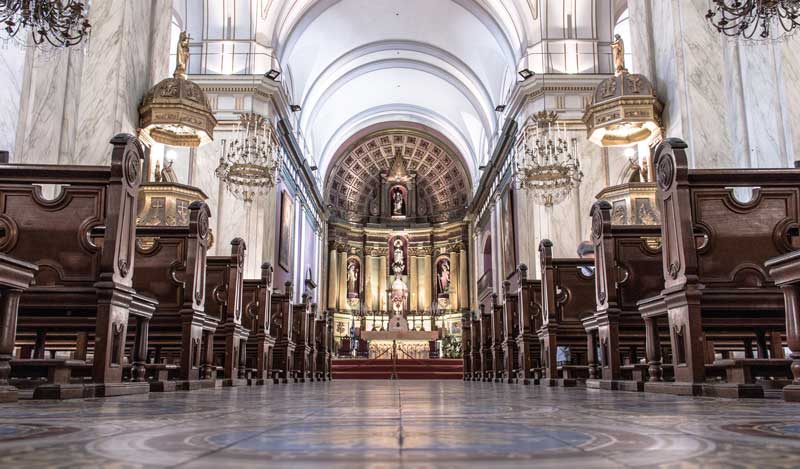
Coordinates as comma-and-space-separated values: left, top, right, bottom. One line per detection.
313, 311, 327, 381
271, 281, 295, 383
243, 263, 275, 385
470, 315, 481, 381
765, 250, 800, 401
512, 264, 543, 385
132, 201, 212, 390
325, 310, 333, 380
461, 312, 472, 380
501, 280, 519, 383
0, 134, 158, 398
307, 304, 318, 381
0, 254, 38, 402
478, 300, 493, 381
650, 138, 796, 397
489, 293, 505, 382
206, 238, 250, 386
290, 296, 310, 382
583, 201, 663, 392
538, 239, 595, 386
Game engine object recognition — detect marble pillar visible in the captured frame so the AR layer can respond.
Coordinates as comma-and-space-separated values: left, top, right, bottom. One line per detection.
459, 249, 469, 310
378, 256, 388, 311
338, 250, 348, 311
327, 249, 338, 310
409, 255, 419, 312
629, 0, 799, 169
449, 249, 459, 310
16, 0, 173, 166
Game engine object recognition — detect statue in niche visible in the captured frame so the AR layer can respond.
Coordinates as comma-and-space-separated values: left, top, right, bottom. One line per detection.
175, 31, 190, 79
611, 34, 626, 75
437, 258, 451, 295
346, 259, 359, 298
391, 239, 405, 276
391, 187, 406, 216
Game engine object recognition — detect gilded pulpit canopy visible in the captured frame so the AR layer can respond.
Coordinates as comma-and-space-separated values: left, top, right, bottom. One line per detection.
138, 31, 217, 148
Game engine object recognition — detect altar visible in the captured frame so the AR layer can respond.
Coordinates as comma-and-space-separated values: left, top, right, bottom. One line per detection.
361, 330, 440, 341
360, 314, 441, 359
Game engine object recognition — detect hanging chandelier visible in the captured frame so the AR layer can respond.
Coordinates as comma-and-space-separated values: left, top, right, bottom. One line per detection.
215, 113, 282, 203
706, 0, 800, 41
0, 0, 91, 48
515, 111, 582, 207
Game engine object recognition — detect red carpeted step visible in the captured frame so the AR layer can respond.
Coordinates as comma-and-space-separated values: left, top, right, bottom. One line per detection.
331, 358, 464, 380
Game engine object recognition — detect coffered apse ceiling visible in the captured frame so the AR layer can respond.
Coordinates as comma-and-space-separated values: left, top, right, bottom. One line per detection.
325, 127, 472, 224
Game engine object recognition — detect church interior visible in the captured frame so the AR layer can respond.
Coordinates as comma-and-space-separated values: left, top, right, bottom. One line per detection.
1, 0, 800, 467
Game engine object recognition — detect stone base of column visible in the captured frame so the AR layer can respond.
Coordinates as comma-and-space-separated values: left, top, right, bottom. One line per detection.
783, 385, 800, 402
0, 385, 17, 402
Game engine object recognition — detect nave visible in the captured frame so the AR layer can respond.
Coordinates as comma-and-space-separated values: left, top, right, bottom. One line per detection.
0, 380, 799, 467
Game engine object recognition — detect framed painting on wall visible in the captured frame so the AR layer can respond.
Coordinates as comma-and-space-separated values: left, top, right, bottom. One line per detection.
501, 188, 516, 279
278, 190, 294, 272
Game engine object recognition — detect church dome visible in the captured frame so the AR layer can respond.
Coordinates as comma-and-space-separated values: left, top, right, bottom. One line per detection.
582, 69, 663, 147
138, 75, 217, 147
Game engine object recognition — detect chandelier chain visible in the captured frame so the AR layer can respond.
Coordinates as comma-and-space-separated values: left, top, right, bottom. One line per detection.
0, 0, 91, 48
706, 0, 800, 41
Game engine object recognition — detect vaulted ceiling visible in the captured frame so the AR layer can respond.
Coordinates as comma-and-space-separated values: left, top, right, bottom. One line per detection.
325, 127, 471, 224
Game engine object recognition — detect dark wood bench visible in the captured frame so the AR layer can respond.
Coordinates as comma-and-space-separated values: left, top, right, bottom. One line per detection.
291, 296, 312, 382
537, 239, 595, 385
650, 138, 798, 396
470, 315, 481, 381
765, 249, 800, 401
243, 263, 275, 385
461, 312, 473, 380
0, 254, 38, 402
271, 282, 295, 383
132, 201, 212, 385
206, 238, 250, 386
478, 293, 495, 381
583, 201, 664, 390
501, 278, 519, 384
509, 264, 542, 385
0, 134, 157, 398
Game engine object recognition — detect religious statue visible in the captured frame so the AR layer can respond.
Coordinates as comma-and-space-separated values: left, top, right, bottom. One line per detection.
161, 159, 178, 183
153, 159, 162, 182
391, 239, 405, 275
346, 260, 359, 297
437, 259, 451, 294
390, 274, 409, 315
611, 33, 626, 75
174, 31, 190, 79
391, 187, 406, 216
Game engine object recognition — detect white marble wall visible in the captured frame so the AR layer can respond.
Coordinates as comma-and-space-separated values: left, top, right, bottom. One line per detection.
15, 0, 172, 165
630, 0, 799, 169
0, 45, 26, 159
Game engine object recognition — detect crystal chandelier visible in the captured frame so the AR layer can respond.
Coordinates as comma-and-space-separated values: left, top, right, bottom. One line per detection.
215, 113, 282, 203
0, 0, 91, 48
515, 111, 582, 207
706, 0, 800, 41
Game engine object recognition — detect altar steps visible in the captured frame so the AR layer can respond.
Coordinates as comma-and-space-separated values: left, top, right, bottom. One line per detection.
331, 358, 463, 380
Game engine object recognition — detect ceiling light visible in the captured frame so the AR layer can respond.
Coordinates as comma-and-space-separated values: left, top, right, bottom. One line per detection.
265, 69, 280, 80
495, 105, 506, 112
518, 68, 534, 80
290, 104, 302, 112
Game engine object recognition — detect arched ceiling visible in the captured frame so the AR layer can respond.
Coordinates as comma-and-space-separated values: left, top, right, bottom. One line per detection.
325, 127, 471, 224
259, 0, 538, 183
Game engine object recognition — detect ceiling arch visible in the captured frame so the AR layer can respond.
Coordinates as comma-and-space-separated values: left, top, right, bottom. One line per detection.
274, 0, 525, 184
325, 126, 472, 224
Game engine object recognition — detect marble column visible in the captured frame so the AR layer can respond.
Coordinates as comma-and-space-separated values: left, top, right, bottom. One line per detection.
338, 249, 348, 311
16, 0, 173, 165
459, 248, 469, 310
327, 248, 338, 310
378, 256, 388, 311
449, 249, 459, 310
409, 254, 419, 312
364, 254, 374, 311
629, 0, 799, 169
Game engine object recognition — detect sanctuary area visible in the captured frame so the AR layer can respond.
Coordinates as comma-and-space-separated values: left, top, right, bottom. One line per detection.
0, 0, 799, 467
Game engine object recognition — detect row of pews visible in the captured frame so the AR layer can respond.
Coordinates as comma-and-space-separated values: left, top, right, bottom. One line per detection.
0, 134, 333, 402
463, 138, 800, 400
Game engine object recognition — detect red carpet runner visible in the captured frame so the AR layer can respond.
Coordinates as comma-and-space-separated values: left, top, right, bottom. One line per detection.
331, 358, 464, 380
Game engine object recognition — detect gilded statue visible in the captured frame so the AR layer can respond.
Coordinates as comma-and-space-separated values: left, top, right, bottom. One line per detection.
174, 31, 190, 79
611, 34, 626, 75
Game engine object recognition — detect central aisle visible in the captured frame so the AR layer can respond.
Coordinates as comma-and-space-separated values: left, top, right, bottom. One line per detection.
0, 381, 799, 467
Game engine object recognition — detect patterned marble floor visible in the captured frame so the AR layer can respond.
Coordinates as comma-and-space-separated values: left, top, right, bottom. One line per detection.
1, 381, 800, 468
